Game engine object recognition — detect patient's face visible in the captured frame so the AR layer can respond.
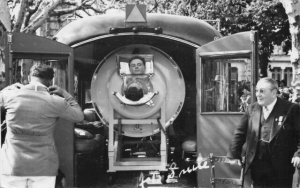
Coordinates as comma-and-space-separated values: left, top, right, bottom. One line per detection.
129, 59, 145, 75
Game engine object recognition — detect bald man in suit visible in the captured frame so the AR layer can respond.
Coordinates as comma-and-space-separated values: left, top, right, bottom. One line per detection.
228, 77, 300, 188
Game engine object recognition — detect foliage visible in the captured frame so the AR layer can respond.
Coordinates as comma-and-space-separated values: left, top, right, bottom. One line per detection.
6, 0, 290, 76
144, 0, 290, 77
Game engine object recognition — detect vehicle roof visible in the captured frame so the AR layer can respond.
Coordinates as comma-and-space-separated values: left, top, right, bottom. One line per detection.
54, 13, 221, 46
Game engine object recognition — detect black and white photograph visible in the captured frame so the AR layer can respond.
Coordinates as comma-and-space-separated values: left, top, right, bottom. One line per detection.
0, 0, 299, 187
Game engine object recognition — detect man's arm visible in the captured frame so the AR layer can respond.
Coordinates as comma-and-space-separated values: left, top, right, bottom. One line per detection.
291, 104, 300, 167
48, 85, 84, 122
227, 108, 250, 159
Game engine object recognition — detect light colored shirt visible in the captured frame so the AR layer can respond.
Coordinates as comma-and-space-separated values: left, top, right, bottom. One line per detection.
0, 83, 84, 176
263, 98, 277, 119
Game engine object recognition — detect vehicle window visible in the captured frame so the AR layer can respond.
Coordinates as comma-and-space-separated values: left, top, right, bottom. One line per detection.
202, 58, 251, 112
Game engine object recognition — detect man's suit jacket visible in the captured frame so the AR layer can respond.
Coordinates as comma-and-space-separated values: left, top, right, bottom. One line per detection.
0, 83, 84, 176
228, 97, 300, 177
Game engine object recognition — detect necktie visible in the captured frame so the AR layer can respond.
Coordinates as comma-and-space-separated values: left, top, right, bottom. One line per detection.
263, 106, 269, 119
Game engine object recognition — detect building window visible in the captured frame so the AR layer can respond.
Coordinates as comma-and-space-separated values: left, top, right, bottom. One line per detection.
202, 58, 251, 112
272, 67, 281, 81
284, 67, 293, 87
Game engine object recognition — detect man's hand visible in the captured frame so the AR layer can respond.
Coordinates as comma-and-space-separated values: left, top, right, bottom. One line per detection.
91, 121, 103, 128
48, 85, 66, 97
292, 156, 300, 168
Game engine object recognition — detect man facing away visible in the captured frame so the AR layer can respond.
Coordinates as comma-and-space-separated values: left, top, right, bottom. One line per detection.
228, 77, 300, 188
0, 64, 84, 188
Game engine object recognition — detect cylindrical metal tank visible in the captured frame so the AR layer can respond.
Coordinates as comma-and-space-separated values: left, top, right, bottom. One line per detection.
91, 44, 185, 137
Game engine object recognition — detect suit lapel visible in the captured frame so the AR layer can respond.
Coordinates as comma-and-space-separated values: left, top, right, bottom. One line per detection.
252, 104, 261, 136
270, 98, 286, 141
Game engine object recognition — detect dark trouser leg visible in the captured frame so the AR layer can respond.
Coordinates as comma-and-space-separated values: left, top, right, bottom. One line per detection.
251, 159, 291, 188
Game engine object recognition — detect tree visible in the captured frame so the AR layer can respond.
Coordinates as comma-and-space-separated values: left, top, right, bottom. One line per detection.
279, 0, 300, 86
0, 0, 11, 83
0, 0, 293, 77
154, 0, 290, 77
7, 0, 125, 34
124, 0, 289, 77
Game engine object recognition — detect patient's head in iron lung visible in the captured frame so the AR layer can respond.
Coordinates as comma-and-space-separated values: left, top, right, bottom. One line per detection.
124, 85, 144, 101
122, 56, 153, 101
128, 56, 146, 75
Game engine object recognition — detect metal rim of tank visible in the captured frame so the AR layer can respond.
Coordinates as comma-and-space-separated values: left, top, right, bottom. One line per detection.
91, 44, 185, 137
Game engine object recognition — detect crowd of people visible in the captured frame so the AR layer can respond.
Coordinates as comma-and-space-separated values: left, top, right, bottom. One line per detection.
240, 80, 300, 112
277, 80, 300, 104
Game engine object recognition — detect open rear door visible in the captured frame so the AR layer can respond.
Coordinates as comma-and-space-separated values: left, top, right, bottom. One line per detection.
197, 30, 259, 96
1, 32, 75, 187
196, 31, 258, 187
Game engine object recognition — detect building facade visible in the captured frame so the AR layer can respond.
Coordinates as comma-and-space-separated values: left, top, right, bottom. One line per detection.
268, 45, 292, 87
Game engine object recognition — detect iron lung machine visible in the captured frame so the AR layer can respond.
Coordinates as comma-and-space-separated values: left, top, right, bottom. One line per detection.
91, 44, 185, 174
